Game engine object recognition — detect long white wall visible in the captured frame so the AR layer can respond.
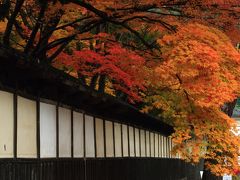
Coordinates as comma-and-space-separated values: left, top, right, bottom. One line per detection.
0, 90, 174, 159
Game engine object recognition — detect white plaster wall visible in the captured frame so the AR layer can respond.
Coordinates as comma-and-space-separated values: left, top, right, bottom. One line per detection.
163, 136, 166, 157
85, 115, 95, 157
40, 102, 56, 158
17, 96, 37, 158
0, 91, 14, 158
169, 138, 172, 158
135, 128, 140, 157
155, 133, 158, 157
129, 126, 134, 157
73, 111, 84, 157
122, 124, 128, 157
159, 135, 163, 157
58, 107, 71, 157
140, 129, 146, 157
114, 123, 122, 157
150, 132, 154, 157
146, 131, 150, 157
166, 137, 170, 158
105, 121, 114, 157
95, 118, 104, 157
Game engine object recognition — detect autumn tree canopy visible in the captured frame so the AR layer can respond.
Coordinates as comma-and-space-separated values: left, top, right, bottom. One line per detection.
143, 23, 240, 175
0, 0, 240, 176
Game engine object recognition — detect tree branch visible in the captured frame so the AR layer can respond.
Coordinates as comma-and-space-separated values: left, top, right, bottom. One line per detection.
24, 3, 47, 54
3, 0, 24, 46
69, 0, 108, 18
34, 20, 103, 61
122, 15, 176, 32
46, 41, 69, 63
109, 20, 155, 49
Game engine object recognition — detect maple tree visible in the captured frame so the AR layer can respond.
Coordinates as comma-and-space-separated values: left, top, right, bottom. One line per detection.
53, 38, 148, 102
143, 23, 240, 175
0, 0, 240, 177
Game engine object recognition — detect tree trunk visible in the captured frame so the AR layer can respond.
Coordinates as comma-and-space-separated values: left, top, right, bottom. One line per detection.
98, 75, 106, 93
34, 10, 64, 61
24, 3, 47, 54
90, 75, 99, 90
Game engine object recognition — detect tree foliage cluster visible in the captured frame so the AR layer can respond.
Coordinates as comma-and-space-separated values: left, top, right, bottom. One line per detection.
0, 0, 240, 176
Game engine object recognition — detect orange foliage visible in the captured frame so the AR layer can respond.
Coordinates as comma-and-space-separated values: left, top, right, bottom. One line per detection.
1, 0, 240, 176
144, 23, 240, 175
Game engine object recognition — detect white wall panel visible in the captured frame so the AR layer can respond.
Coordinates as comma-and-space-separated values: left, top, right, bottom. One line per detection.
114, 123, 122, 157
163, 136, 166, 157
150, 132, 154, 157
155, 133, 158, 157
105, 121, 114, 157
0, 91, 14, 158
40, 102, 56, 158
159, 135, 162, 157
85, 115, 95, 157
134, 128, 140, 157
17, 96, 37, 158
95, 118, 104, 157
73, 111, 84, 157
161, 136, 164, 157
58, 107, 71, 157
165, 137, 168, 157
169, 138, 172, 158
122, 124, 128, 157
140, 130, 145, 157
167, 137, 170, 158
166, 137, 169, 157
146, 131, 150, 157
129, 126, 134, 157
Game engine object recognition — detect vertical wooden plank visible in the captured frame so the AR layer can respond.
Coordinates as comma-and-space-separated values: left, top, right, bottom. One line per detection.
127, 125, 130, 157
121, 124, 123, 157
